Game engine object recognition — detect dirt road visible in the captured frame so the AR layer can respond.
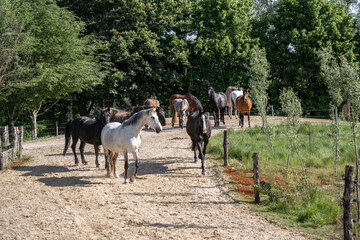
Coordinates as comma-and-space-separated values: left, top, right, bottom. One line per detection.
0, 116, 311, 239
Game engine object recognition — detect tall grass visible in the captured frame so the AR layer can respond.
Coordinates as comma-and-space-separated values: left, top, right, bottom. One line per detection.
208, 122, 357, 174
207, 122, 353, 229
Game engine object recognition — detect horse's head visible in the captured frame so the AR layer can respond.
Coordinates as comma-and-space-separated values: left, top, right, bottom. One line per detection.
97, 107, 111, 126
207, 86, 214, 96
243, 89, 250, 102
145, 108, 163, 133
199, 111, 210, 134
156, 107, 166, 126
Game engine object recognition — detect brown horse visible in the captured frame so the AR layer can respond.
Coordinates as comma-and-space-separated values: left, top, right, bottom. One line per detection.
169, 94, 203, 127
235, 89, 252, 128
143, 98, 160, 107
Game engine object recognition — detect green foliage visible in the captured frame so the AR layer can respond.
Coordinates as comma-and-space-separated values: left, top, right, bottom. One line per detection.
257, 0, 355, 114
191, 0, 256, 92
0, 0, 103, 125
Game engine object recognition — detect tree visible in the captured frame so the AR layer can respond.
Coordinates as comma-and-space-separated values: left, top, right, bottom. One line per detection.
0, 0, 32, 90
247, 45, 273, 149
260, 0, 355, 114
0, 0, 103, 137
190, 0, 256, 100
57, 0, 193, 110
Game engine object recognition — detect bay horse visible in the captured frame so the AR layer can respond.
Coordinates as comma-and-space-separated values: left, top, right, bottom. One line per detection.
230, 88, 243, 119
63, 107, 111, 167
207, 86, 227, 127
109, 106, 166, 127
172, 99, 189, 128
235, 88, 252, 128
143, 98, 160, 107
169, 93, 203, 126
186, 110, 212, 175
101, 108, 162, 183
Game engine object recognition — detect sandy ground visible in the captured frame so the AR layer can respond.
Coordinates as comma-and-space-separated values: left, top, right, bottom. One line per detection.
0, 115, 315, 240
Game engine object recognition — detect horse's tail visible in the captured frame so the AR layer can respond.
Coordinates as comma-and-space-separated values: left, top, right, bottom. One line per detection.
170, 98, 178, 124
63, 120, 72, 156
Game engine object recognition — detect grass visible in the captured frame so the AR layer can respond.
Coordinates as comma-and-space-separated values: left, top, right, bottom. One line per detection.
207, 121, 357, 238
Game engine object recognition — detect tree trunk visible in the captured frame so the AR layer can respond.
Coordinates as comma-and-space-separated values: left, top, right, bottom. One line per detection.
30, 111, 38, 139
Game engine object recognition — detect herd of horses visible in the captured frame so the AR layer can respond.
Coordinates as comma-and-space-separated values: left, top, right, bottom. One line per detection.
62, 86, 252, 183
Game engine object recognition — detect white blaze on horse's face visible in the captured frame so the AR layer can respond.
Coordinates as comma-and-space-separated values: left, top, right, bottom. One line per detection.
145, 108, 162, 133
201, 113, 207, 134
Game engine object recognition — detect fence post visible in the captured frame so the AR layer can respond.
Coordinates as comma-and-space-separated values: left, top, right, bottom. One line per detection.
223, 130, 228, 166
252, 152, 260, 203
344, 165, 354, 240
271, 106, 274, 116
55, 121, 59, 136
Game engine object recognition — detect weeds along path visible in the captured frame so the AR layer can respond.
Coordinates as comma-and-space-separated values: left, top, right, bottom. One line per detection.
0, 116, 314, 239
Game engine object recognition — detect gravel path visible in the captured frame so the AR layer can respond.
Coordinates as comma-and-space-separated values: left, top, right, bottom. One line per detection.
0, 116, 312, 239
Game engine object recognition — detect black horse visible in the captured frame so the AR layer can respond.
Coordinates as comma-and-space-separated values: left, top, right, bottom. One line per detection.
207, 86, 227, 127
63, 107, 111, 167
186, 110, 212, 175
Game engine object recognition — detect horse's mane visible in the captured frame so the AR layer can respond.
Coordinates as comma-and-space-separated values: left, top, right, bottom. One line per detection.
185, 94, 203, 111
122, 108, 151, 127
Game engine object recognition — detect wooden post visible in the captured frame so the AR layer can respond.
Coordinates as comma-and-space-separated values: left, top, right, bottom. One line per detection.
344, 165, 354, 240
271, 106, 274, 116
223, 130, 228, 166
252, 152, 260, 203
55, 121, 59, 136
18, 126, 23, 159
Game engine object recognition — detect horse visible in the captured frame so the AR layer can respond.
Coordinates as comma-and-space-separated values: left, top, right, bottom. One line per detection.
235, 88, 252, 128
109, 106, 166, 127
230, 88, 243, 119
63, 107, 111, 167
172, 99, 189, 128
101, 108, 163, 183
186, 110, 212, 175
169, 93, 203, 126
143, 98, 160, 107
207, 86, 227, 127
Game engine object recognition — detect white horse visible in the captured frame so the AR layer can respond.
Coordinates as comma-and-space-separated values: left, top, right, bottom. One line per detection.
230, 88, 243, 119
101, 108, 162, 183
172, 98, 189, 128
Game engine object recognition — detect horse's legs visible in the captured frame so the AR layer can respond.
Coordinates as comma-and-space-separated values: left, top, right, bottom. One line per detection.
124, 150, 129, 184
220, 108, 226, 125
196, 141, 206, 175
248, 112, 251, 128
70, 135, 79, 165
191, 139, 197, 163
104, 148, 111, 177
203, 136, 209, 157
79, 140, 88, 165
94, 145, 100, 168
131, 150, 139, 182
112, 152, 119, 178
109, 151, 115, 177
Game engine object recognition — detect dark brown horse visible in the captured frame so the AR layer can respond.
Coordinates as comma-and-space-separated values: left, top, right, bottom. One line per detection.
63, 107, 111, 167
207, 86, 227, 127
186, 110, 212, 175
169, 93, 203, 126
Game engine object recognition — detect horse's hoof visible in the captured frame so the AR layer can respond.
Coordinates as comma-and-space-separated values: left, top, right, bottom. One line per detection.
202, 170, 207, 175
130, 176, 135, 183
82, 161, 89, 165
124, 179, 129, 184
194, 159, 198, 163
96, 164, 100, 168
106, 173, 111, 178
114, 174, 119, 178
